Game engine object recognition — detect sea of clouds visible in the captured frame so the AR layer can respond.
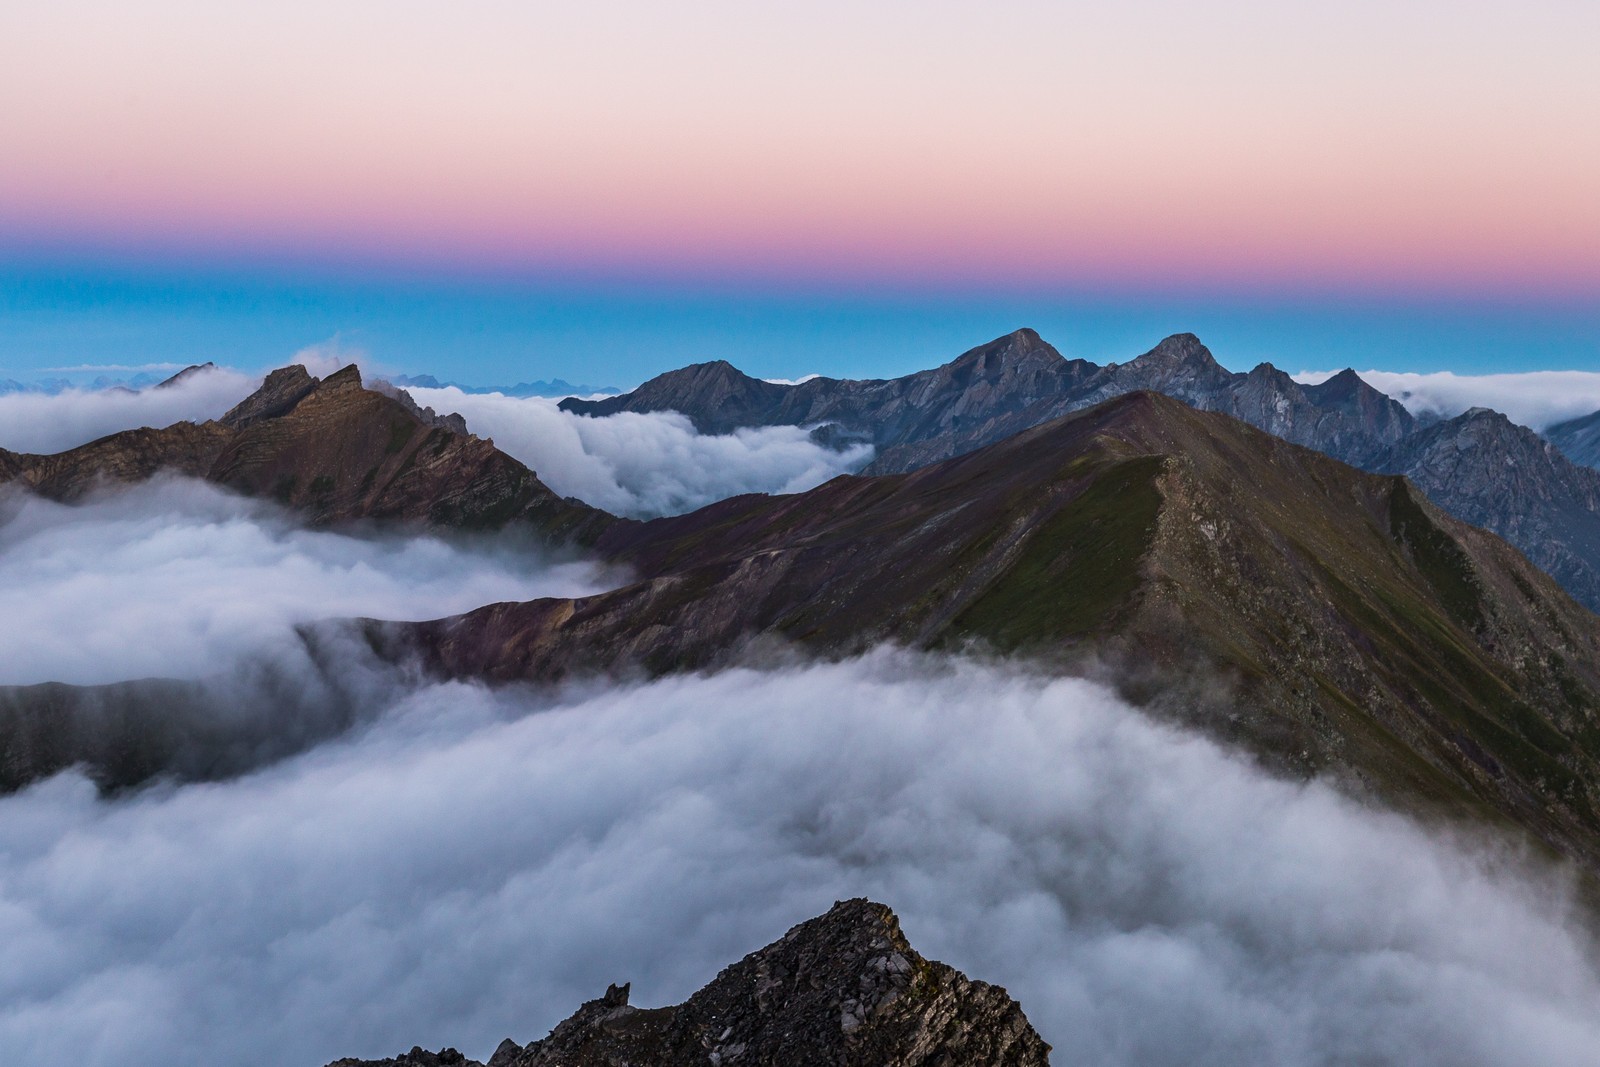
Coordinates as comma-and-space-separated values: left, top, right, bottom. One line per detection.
1294, 368, 1600, 432
404, 385, 874, 518
3, 652, 1598, 1067
0, 367, 263, 454
0, 478, 612, 687
0, 367, 873, 519
3, 365, 1600, 1067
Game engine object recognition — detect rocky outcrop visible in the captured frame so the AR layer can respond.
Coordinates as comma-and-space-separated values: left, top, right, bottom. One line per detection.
0, 364, 613, 541
378, 393, 1600, 873
326, 899, 1050, 1067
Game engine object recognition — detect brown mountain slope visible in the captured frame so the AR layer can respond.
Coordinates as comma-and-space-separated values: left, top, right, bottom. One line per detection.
327, 899, 1050, 1067
378, 392, 1600, 870
0, 364, 612, 540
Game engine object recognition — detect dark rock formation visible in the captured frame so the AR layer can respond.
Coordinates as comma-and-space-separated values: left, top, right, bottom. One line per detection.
563, 330, 1600, 612
326, 899, 1050, 1067
379, 393, 1600, 873
0, 364, 613, 542
1548, 409, 1600, 471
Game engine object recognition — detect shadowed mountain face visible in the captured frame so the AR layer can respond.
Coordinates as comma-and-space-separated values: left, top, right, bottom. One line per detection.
0, 364, 612, 541
325, 899, 1051, 1067
564, 331, 1600, 612
379, 393, 1600, 872
1549, 409, 1600, 471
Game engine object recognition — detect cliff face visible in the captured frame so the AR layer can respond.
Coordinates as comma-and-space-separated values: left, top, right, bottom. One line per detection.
380, 394, 1600, 872
0, 364, 613, 542
325, 899, 1051, 1067
1549, 409, 1600, 471
564, 331, 1600, 613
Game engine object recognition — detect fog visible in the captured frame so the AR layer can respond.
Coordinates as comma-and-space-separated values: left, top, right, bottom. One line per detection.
2, 652, 1597, 1067
0, 366, 260, 454
0, 477, 612, 686
406, 385, 873, 517
4, 373, 1599, 1067
1295, 368, 1600, 431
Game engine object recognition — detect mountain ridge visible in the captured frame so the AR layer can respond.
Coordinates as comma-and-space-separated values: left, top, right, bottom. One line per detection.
562, 330, 1600, 611
371, 391, 1600, 873
0, 363, 613, 541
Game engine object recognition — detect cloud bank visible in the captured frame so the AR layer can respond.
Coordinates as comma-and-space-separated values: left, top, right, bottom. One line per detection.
405, 385, 873, 518
1295, 368, 1600, 431
0, 477, 612, 686
3, 652, 1596, 1067
0, 367, 261, 454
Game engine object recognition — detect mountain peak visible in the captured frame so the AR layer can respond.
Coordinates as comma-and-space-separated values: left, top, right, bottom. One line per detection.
330, 899, 1051, 1067
220, 364, 319, 428
155, 362, 217, 389
1138, 332, 1219, 368
940, 329, 1066, 382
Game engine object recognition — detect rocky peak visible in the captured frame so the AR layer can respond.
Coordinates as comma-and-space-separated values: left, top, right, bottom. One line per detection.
328, 899, 1050, 1067
1303, 367, 1366, 403
317, 363, 366, 394
945, 327, 1062, 373
221, 365, 320, 429
370, 379, 470, 435
1136, 332, 1224, 370
1103, 333, 1237, 399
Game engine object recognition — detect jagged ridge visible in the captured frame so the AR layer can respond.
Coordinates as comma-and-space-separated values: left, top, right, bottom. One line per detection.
563, 330, 1600, 612
324, 899, 1050, 1067
0, 364, 612, 540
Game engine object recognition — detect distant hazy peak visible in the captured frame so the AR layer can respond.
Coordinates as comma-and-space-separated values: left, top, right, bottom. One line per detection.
154, 362, 218, 389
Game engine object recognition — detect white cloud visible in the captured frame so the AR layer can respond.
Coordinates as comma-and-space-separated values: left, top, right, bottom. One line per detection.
1, 651, 1595, 1067
761, 373, 820, 385
38, 363, 191, 374
1294, 369, 1600, 431
405, 386, 873, 518
0, 477, 614, 686
0, 366, 260, 454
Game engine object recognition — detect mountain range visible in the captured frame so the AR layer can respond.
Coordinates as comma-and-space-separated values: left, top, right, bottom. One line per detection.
391, 373, 621, 398
7, 342, 1600, 1062
4, 355, 1600, 875
563, 330, 1600, 613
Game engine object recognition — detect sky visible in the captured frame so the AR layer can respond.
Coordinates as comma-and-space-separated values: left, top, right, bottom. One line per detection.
1, 1, 1596, 385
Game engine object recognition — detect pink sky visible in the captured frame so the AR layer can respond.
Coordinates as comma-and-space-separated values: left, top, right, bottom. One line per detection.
2, 0, 1596, 298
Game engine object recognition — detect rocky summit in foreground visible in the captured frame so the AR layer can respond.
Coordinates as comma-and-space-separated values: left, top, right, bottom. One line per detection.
324, 899, 1050, 1067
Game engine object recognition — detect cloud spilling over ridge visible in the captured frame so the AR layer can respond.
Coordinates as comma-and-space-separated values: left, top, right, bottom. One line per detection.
1295, 368, 1600, 431
0, 366, 261, 453
0, 477, 612, 686
3, 652, 1596, 1067
406, 385, 873, 518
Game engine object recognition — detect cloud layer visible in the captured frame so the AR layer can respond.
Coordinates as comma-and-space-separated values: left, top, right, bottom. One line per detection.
406, 385, 873, 518
1295, 368, 1600, 431
3, 652, 1596, 1067
0, 367, 261, 454
0, 477, 612, 686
